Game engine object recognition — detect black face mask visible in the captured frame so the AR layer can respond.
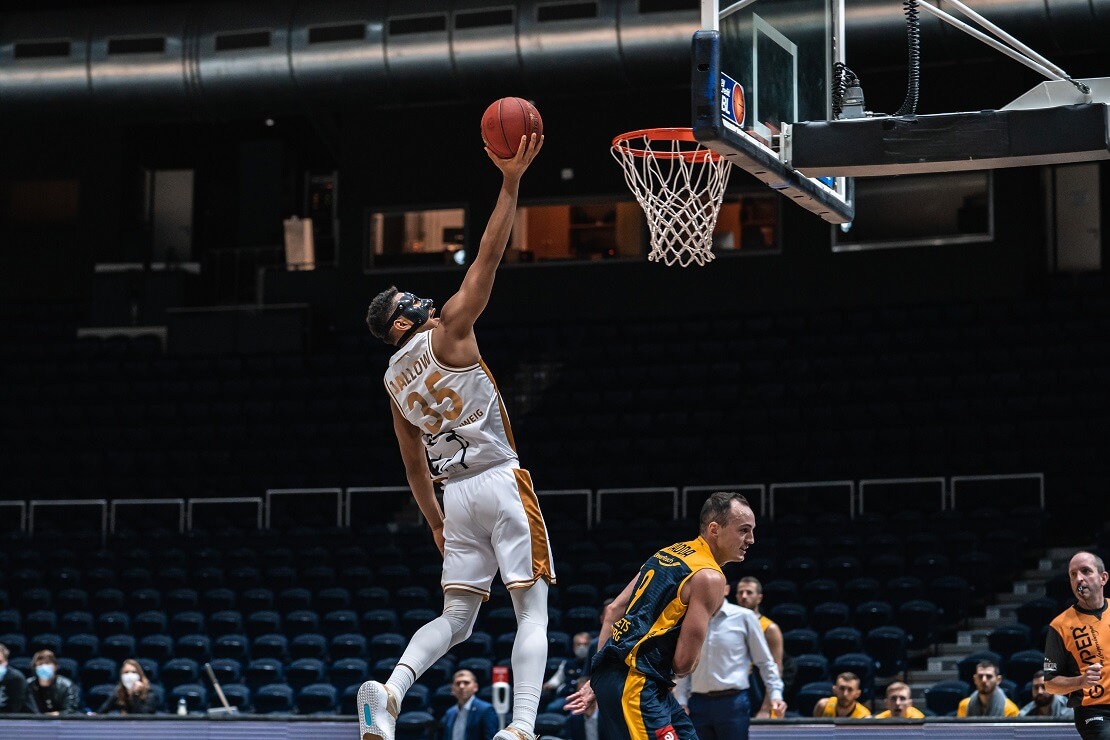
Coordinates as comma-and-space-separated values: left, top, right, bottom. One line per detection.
388, 292, 434, 345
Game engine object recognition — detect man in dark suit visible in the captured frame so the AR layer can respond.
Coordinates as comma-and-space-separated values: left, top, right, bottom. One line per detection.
442, 669, 500, 740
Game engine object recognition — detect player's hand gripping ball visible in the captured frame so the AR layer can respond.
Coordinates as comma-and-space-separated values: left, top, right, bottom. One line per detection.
481, 97, 543, 158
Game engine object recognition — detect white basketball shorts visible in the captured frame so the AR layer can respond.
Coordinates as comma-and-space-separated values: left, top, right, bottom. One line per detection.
441, 463, 556, 598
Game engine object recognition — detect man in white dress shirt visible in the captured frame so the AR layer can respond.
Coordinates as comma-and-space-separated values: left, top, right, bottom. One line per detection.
674, 580, 786, 739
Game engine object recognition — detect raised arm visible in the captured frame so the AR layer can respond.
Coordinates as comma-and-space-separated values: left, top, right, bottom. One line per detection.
439, 135, 543, 342
391, 402, 445, 555
673, 569, 726, 678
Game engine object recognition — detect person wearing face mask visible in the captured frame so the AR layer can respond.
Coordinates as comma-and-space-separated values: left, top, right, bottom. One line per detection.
0, 643, 29, 714
97, 659, 156, 715
25, 650, 81, 715
543, 633, 595, 700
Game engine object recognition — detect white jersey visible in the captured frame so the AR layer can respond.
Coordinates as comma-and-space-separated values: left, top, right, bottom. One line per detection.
384, 330, 517, 481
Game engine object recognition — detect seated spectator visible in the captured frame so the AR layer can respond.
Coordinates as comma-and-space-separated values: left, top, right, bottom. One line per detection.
26, 650, 81, 715
957, 660, 1019, 717
442, 669, 499, 740
1019, 670, 1074, 719
872, 681, 924, 719
97, 659, 157, 715
813, 672, 871, 718
0, 642, 28, 713
542, 632, 593, 698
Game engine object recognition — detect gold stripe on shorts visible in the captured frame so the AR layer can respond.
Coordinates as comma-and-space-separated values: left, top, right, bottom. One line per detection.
622, 668, 649, 740
513, 468, 554, 586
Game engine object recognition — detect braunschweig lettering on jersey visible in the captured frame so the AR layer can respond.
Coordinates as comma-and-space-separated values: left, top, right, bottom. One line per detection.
385, 331, 517, 481
595, 537, 722, 686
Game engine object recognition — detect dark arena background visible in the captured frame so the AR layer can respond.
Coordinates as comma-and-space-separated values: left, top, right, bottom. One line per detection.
1, 0, 1108, 737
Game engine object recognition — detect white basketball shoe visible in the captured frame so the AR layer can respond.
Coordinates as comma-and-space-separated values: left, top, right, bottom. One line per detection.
357, 681, 398, 740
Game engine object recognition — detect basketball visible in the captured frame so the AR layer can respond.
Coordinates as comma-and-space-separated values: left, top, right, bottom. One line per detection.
481, 97, 543, 159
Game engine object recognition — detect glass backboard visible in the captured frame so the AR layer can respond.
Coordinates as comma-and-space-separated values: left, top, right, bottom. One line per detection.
693, 0, 854, 224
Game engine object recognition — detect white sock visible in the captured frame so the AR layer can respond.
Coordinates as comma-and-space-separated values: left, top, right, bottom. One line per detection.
386, 590, 483, 699
508, 580, 549, 734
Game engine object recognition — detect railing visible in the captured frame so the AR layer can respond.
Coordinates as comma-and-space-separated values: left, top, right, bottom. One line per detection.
7, 472, 1047, 539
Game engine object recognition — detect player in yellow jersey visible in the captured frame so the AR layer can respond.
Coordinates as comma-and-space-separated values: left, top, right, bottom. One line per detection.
872, 682, 924, 719
565, 492, 757, 740
814, 672, 871, 718
358, 134, 551, 740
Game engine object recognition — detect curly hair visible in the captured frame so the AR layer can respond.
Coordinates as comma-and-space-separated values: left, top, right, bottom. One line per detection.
366, 286, 399, 341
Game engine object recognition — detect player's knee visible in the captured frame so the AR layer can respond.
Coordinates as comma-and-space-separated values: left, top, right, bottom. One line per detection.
511, 581, 549, 626
442, 592, 481, 644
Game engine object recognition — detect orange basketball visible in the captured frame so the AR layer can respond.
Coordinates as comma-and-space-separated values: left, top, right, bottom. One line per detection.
481, 97, 543, 159
732, 84, 746, 128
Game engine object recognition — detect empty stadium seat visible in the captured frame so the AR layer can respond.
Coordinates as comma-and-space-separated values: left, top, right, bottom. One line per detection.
988, 623, 1032, 660
245, 658, 285, 690
101, 634, 136, 663
214, 633, 250, 663
395, 710, 437, 740
795, 681, 834, 717
822, 627, 862, 661
783, 629, 820, 657
925, 680, 970, 717
252, 633, 289, 661
865, 626, 907, 678
254, 683, 294, 714
162, 658, 199, 690
210, 657, 242, 686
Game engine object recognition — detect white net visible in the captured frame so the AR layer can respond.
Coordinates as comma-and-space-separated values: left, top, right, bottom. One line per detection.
611, 130, 732, 267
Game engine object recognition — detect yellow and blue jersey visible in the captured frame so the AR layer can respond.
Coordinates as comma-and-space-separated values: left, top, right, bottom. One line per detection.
595, 536, 722, 685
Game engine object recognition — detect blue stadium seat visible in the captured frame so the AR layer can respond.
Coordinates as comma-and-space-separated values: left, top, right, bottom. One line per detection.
369, 633, 406, 662
132, 611, 168, 638
162, 658, 199, 690
166, 588, 199, 615
929, 576, 973, 624
202, 588, 237, 614
21, 588, 53, 613
377, 566, 412, 593
885, 577, 925, 607
401, 609, 437, 635
137, 658, 159, 684
291, 633, 329, 661
481, 607, 519, 639
252, 634, 289, 661
866, 626, 907, 678
401, 683, 430, 713
245, 658, 285, 690
254, 683, 294, 714
30, 633, 63, 656
396, 710, 437, 740
279, 588, 313, 613
394, 586, 431, 612
246, 610, 282, 638
81, 657, 118, 688
210, 657, 242, 686
331, 633, 368, 661
854, 601, 895, 635
86, 683, 117, 712
988, 624, 1032, 661
25, 610, 57, 636
101, 634, 136, 663
210, 610, 244, 637
897, 600, 940, 649
452, 631, 493, 661
137, 634, 174, 664
416, 656, 455, 690
329, 658, 368, 692
432, 684, 456, 716
563, 606, 601, 636
297, 682, 338, 715
560, 584, 598, 610
793, 654, 830, 687
354, 587, 391, 612
284, 610, 320, 637
341, 567, 374, 591
1016, 597, 1059, 633
547, 631, 571, 659
217, 683, 251, 711
811, 602, 851, 635
783, 629, 820, 657
535, 712, 568, 736
318, 588, 352, 613
769, 603, 807, 633
170, 611, 205, 639
214, 633, 250, 663
64, 633, 98, 662
55, 656, 78, 683
494, 633, 516, 662
59, 611, 94, 638
287, 658, 326, 690
373, 658, 399, 683
822, 627, 863, 661
241, 588, 276, 613
925, 680, 970, 717
843, 578, 880, 609
176, 634, 212, 663
0, 610, 20, 634
362, 609, 399, 633
56, 589, 89, 613
1005, 649, 1045, 689
796, 681, 834, 717
802, 580, 841, 610
323, 610, 360, 638
92, 588, 125, 614
229, 567, 262, 591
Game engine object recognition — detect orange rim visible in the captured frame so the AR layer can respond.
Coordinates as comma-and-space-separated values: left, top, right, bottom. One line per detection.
611, 127, 724, 163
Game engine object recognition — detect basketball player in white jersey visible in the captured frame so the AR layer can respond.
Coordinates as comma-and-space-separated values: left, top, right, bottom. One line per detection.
358, 133, 552, 740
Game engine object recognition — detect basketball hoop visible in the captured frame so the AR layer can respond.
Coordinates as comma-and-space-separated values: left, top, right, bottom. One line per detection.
611, 128, 732, 267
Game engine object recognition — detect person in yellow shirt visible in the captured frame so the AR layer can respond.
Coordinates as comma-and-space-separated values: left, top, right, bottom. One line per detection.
872, 682, 925, 719
956, 660, 1020, 717
813, 672, 871, 718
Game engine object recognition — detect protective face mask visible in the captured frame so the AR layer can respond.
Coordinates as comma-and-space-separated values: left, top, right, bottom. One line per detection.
35, 665, 55, 682
0, 664, 8, 680
121, 672, 140, 690
574, 645, 590, 660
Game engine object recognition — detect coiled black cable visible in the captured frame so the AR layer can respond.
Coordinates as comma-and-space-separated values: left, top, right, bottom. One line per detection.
895, 0, 921, 117
831, 61, 859, 119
